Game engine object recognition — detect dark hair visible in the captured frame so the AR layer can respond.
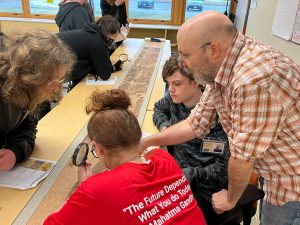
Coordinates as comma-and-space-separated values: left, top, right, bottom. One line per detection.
96, 15, 120, 36
86, 89, 142, 151
162, 56, 194, 82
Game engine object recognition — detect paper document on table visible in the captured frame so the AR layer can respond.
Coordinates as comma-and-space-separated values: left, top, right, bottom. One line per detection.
115, 26, 130, 42
0, 157, 56, 190
85, 75, 117, 85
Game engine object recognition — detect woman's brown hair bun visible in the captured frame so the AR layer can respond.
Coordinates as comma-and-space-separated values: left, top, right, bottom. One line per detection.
86, 89, 131, 114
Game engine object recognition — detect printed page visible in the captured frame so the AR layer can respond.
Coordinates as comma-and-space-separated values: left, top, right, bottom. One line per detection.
0, 157, 56, 190
85, 75, 117, 85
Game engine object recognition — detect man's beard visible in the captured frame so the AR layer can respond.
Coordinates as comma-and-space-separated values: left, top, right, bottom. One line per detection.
193, 71, 214, 85
193, 64, 216, 85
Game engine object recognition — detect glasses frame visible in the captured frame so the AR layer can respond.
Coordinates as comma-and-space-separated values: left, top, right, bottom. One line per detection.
91, 145, 98, 158
47, 78, 65, 86
179, 42, 211, 61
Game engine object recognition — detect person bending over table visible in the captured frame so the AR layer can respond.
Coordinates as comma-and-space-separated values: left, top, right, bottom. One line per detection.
0, 29, 75, 171
44, 89, 206, 225
57, 15, 123, 89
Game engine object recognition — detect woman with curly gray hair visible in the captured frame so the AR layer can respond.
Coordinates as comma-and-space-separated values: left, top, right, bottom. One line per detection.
0, 29, 75, 171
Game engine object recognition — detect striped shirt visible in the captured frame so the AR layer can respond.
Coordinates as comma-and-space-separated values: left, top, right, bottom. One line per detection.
188, 32, 300, 205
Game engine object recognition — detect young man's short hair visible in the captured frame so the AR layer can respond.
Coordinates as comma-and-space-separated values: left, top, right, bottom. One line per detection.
162, 56, 194, 82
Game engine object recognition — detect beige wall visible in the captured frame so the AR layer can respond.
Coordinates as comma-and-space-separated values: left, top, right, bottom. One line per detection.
246, 0, 300, 64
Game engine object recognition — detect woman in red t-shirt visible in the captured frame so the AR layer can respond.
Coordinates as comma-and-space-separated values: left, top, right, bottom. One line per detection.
44, 89, 206, 225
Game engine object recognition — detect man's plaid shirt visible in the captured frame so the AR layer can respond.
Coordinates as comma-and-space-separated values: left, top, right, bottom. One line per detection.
188, 32, 300, 205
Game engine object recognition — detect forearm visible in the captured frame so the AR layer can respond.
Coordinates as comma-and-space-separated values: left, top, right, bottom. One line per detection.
143, 119, 196, 147
227, 156, 254, 205
6, 116, 37, 163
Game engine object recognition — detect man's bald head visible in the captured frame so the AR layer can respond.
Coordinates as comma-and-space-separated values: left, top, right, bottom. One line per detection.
178, 11, 236, 48
177, 11, 237, 86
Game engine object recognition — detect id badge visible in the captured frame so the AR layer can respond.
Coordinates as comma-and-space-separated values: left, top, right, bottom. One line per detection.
201, 139, 226, 154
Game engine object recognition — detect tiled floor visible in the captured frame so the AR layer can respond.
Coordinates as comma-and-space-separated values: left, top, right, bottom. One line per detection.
250, 211, 260, 225
241, 207, 260, 225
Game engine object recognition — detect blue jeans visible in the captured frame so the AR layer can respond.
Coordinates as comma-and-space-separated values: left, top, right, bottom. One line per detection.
261, 201, 300, 225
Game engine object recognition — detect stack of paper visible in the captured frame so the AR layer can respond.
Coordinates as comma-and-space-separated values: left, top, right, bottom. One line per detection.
0, 157, 56, 190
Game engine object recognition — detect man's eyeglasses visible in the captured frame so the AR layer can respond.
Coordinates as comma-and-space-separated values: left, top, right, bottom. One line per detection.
47, 78, 65, 86
179, 42, 211, 61
72, 142, 98, 166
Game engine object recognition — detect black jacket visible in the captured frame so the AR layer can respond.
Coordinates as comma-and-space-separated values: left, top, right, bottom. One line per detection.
0, 96, 37, 164
153, 94, 229, 191
55, 2, 91, 32
57, 23, 113, 86
100, 0, 128, 26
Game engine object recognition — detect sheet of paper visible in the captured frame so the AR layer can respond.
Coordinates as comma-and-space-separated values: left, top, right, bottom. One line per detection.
292, 3, 300, 44
85, 76, 117, 85
115, 26, 130, 43
250, 0, 258, 9
0, 157, 56, 190
271, 0, 300, 40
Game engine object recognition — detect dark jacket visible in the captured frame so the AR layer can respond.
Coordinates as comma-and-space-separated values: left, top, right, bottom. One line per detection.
0, 96, 37, 164
153, 94, 229, 191
100, 0, 128, 27
57, 23, 113, 87
55, 2, 91, 32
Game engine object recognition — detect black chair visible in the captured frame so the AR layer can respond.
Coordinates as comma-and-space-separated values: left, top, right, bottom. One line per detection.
193, 184, 264, 225
217, 184, 264, 225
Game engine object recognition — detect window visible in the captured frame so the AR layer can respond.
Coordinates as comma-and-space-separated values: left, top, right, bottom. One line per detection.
29, 0, 60, 15
0, 0, 23, 13
0, 0, 234, 26
185, 0, 230, 21
93, 0, 101, 17
129, 0, 172, 21
28, 0, 101, 17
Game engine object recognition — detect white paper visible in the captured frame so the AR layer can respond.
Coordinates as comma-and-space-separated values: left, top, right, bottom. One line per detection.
271, 0, 300, 40
85, 76, 117, 85
250, 0, 257, 9
0, 157, 56, 190
115, 26, 130, 43
292, 3, 300, 44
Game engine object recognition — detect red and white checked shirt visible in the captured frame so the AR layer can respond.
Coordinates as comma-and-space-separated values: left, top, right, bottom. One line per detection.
188, 32, 300, 205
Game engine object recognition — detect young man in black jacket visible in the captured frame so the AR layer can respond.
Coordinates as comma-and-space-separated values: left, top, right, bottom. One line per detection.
57, 15, 123, 89
153, 57, 230, 225
0, 29, 75, 171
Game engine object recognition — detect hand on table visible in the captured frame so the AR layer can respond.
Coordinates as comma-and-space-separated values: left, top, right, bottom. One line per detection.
0, 149, 16, 171
114, 59, 123, 71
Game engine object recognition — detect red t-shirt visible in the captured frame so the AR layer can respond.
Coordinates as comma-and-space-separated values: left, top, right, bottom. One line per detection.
44, 149, 206, 225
